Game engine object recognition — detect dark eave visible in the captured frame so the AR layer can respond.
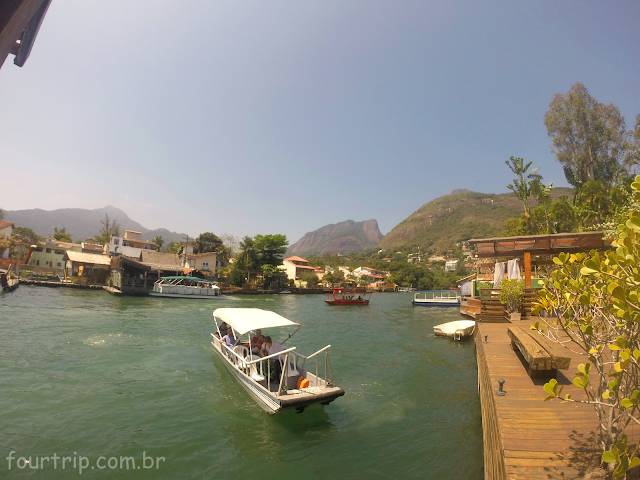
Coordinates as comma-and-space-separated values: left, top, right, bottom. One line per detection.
0, 0, 51, 69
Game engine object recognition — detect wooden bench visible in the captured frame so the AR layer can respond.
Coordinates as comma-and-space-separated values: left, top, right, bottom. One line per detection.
507, 326, 571, 378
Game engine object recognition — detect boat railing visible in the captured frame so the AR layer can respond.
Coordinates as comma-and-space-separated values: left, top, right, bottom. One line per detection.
293, 345, 335, 389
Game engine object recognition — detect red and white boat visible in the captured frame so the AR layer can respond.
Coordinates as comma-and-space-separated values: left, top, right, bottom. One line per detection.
325, 286, 371, 305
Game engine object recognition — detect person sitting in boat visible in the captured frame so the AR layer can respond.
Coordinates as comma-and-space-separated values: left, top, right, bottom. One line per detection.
219, 323, 228, 337
260, 336, 285, 380
221, 328, 239, 348
251, 329, 264, 355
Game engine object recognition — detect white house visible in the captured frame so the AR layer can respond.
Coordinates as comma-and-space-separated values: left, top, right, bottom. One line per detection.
109, 231, 153, 258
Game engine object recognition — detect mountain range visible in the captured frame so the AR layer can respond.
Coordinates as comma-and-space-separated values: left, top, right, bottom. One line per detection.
287, 219, 384, 257
4, 187, 574, 255
4, 205, 188, 244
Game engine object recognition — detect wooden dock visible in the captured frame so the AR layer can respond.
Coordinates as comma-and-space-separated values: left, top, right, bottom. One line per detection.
476, 320, 640, 479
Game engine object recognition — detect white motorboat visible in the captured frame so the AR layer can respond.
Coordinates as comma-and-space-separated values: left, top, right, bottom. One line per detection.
210, 308, 345, 414
149, 276, 223, 299
413, 290, 461, 306
433, 320, 476, 340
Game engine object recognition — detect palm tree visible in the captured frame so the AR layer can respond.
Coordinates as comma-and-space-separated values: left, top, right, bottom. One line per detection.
237, 236, 257, 270
506, 156, 542, 235
153, 236, 164, 252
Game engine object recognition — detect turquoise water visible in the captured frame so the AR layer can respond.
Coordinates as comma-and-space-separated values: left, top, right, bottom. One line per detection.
0, 287, 483, 479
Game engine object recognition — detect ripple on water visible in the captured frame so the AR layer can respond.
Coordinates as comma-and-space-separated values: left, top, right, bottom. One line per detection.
0, 288, 483, 479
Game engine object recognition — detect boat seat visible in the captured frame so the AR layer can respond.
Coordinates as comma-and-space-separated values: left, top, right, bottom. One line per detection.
244, 355, 265, 382
233, 345, 249, 365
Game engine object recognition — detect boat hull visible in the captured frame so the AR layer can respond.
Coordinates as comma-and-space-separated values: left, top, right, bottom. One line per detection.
325, 299, 369, 305
433, 320, 476, 339
412, 300, 460, 307
149, 292, 224, 299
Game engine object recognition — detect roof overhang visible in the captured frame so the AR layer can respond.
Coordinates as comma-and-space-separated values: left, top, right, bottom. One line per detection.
469, 232, 609, 258
212, 308, 300, 336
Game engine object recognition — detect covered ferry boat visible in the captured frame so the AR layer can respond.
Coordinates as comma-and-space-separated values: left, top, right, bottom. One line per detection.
149, 276, 222, 299
412, 289, 461, 307
325, 286, 371, 305
211, 308, 344, 413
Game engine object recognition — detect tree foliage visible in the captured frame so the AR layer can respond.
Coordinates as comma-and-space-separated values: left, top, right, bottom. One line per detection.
12, 227, 40, 246
544, 82, 627, 190
533, 175, 640, 477
167, 241, 183, 254
300, 271, 320, 288
53, 231, 73, 243
152, 236, 164, 251
194, 232, 222, 254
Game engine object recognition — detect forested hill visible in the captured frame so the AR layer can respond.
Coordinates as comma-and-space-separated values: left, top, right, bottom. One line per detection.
379, 188, 573, 253
4, 205, 187, 243
288, 219, 384, 257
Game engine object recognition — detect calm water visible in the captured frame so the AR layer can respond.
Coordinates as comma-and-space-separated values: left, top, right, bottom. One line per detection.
0, 287, 483, 479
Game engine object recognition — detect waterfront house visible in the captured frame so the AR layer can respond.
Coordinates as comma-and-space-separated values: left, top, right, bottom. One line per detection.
184, 251, 220, 277
109, 256, 150, 295
28, 239, 82, 271
0, 221, 14, 259
280, 256, 316, 281
139, 250, 185, 280
354, 266, 385, 283
63, 250, 111, 284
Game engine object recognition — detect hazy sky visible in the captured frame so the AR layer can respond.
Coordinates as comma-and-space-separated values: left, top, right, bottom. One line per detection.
2, 1, 639, 243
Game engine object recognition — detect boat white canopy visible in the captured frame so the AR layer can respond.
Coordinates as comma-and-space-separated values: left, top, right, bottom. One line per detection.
213, 308, 300, 336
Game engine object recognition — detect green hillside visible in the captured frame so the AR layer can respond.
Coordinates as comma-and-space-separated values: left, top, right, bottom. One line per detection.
379, 188, 573, 253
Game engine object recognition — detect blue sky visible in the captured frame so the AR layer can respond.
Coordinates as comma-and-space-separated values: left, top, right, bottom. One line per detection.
2, 1, 639, 243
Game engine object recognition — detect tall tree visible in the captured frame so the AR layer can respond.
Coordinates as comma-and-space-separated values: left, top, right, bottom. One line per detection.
505, 156, 541, 234
544, 82, 627, 190
94, 214, 121, 244
531, 180, 554, 233
11, 227, 40, 246
0, 208, 4, 221
253, 234, 288, 267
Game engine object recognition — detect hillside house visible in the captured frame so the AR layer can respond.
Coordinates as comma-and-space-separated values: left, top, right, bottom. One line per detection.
109, 230, 154, 258
445, 259, 459, 272
280, 256, 316, 280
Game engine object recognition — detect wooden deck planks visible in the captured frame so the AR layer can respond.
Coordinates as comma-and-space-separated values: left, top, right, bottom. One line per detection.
477, 321, 640, 480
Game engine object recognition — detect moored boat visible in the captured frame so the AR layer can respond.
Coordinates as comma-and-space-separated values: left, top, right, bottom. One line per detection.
412, 290, 461, 306
149, 276, 222, 299
325, 286, 371, 305
433, 320, 476, 340
211, 308, 344, 413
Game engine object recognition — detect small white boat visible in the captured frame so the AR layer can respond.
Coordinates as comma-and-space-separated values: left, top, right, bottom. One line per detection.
434, 320, 476, 340
279, 289, 292, 294
413, 290, 461, 306
149, 276, 223, 299
210, 308, 345, 414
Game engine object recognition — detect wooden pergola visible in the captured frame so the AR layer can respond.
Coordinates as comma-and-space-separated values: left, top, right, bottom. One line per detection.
468, 232, 610, 287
